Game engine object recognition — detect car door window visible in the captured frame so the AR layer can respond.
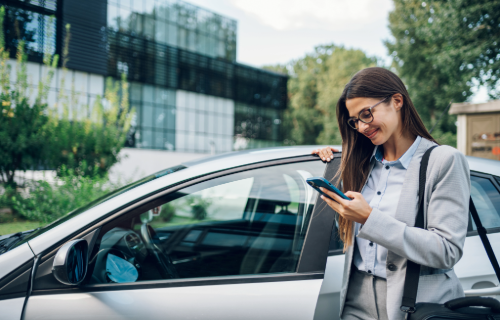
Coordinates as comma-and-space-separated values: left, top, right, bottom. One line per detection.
470, 175, 500, 231
87, 161, 325, 284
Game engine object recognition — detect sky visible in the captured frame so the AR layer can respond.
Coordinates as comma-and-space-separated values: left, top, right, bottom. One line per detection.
188, 0, 488, 103
188, 0, 393, 67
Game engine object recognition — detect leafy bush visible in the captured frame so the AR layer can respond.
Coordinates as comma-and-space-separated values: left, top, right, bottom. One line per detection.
0, 7, 58, 186
1, 166, 121, 224
47, 74, 134, 178
185, 195, 212, 220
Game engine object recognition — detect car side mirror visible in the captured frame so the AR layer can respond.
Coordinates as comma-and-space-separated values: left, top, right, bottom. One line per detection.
52, 239, 88, 285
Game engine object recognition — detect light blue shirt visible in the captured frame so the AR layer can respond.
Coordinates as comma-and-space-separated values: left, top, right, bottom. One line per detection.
353, 136, 422, 278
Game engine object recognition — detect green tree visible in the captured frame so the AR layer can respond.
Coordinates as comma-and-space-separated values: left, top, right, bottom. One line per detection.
422, 0, 500, 99
315, 47, 377, 144
265, 44, 377, 145
385, 0, 500, 145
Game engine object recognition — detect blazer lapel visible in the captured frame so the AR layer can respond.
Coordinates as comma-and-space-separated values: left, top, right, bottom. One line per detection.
393, 138, 435, 227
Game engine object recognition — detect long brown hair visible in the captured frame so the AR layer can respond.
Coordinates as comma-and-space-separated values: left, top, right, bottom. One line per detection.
336, 67, 436, 251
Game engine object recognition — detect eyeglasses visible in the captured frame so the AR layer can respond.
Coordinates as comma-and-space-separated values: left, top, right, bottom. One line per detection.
347, 96, 391, 130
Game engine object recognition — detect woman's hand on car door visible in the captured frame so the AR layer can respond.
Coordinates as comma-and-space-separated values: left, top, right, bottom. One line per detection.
311, 146, 339, 162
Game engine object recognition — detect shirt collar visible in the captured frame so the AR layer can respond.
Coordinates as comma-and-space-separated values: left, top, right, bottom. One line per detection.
370, 136, 422, 169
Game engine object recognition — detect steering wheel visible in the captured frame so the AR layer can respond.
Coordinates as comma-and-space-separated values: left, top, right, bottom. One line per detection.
140, 223, 179, 279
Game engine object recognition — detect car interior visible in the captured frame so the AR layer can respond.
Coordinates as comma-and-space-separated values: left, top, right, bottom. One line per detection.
86, 162, 322, 284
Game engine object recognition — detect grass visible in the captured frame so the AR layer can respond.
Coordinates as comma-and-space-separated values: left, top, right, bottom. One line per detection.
0, 221, 43, 236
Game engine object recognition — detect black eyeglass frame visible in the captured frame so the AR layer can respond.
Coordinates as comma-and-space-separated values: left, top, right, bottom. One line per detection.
346, 96, 392, 130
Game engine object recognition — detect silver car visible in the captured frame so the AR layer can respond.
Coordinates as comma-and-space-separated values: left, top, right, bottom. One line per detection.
0, 146, 499, 320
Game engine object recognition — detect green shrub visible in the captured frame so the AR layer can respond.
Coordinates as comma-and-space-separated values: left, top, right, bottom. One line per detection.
1, 166, 121, 224
47, 74, 134, 178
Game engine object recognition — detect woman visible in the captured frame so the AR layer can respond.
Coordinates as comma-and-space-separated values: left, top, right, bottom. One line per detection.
312, 67, 470, 320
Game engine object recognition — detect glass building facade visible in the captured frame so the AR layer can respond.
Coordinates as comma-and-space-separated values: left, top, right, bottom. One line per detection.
107, 0, 236, 61
3, 1, 57, 63
3, 0, 288, 153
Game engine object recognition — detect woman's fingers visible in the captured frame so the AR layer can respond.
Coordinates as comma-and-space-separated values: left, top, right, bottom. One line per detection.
344, 191, 358, 199
321, 187, 349, 206
321, 194, 342, 213
317, 149, 325, 161
320, 189, 372, 224
320, 187, 336, 199
321, 148, 334, 162
326, 147, 337, 161
320, 149, 329, 162
312, 147, 338, 162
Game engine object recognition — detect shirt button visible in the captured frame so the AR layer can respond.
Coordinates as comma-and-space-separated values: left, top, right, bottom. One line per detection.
377, 191, 381, 195
368, 270, 372, 274
385, 165, 390, 170
369, 242, 374, 246
388, 264, 397, 271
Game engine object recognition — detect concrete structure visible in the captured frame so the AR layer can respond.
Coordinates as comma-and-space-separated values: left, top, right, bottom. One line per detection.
14, 148, 208, 186
108, 147, 208, 183
449, 100, 500, 161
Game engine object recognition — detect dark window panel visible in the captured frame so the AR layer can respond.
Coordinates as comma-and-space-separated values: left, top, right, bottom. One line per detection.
63, 0, 107, 75
106, 28, 287, 109
234, 103, 284, 143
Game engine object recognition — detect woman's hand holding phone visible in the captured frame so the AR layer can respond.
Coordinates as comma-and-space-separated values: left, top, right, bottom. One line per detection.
320, 188, 373, 225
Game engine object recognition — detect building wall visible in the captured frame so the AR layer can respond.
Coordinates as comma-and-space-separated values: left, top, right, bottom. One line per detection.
129, 82, 177, 150
7, 59, 105, 118
15, 147, 209, 186
129, 86, 234, 153
109, 147, 208, 183
175, 90, 234, 153
466, 113, 500, 161
450, 100, 500, 161
457, 114, 467, 154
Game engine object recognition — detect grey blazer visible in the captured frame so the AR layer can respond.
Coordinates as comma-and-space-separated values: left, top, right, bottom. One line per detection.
339, 138, 471, 320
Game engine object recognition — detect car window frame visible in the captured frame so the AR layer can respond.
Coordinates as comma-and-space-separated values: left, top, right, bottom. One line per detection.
467, 171, 500, 237
30, 155, 337, 296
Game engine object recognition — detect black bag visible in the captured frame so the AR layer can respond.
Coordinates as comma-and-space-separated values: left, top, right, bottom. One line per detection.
401, 146, 500, 319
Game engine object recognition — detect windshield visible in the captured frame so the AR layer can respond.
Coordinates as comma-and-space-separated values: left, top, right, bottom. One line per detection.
4, 165, 186, 255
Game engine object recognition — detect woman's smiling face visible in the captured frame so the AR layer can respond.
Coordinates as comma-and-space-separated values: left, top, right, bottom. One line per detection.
345, 94, 403, 146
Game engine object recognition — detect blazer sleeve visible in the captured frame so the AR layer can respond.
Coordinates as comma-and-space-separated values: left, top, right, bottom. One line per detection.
357, 147, 470, 269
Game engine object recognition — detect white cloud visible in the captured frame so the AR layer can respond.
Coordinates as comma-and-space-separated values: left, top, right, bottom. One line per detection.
231, 0, 393, 31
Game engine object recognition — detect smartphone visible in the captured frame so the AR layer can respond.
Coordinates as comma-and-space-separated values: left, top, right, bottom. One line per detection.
306, 177, 351, 201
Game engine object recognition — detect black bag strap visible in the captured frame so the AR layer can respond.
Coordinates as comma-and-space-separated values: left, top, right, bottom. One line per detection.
400, 145, 437, 313
401, 145, 500, 314
469, 197, 500, 283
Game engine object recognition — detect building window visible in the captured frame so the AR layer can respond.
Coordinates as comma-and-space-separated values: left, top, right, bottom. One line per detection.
234, 103, 283, 150
3, 5, 57, 63
130, 82, 177, 151
175, 90, 233, 153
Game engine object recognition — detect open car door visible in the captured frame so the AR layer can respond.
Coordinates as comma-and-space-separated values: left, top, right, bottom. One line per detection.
24, 155, 342, 320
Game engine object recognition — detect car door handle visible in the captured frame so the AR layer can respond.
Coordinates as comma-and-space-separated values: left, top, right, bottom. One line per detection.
464, 286, 500, 296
